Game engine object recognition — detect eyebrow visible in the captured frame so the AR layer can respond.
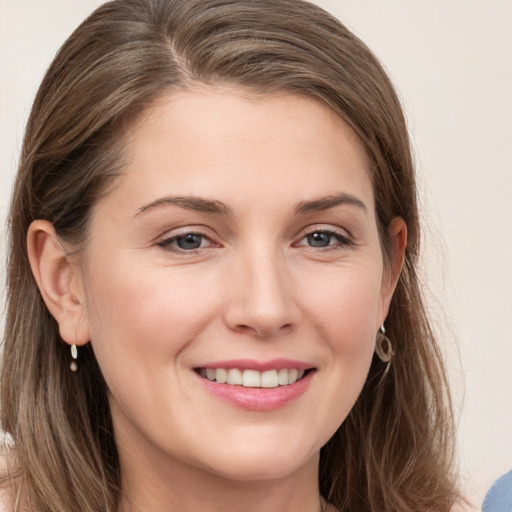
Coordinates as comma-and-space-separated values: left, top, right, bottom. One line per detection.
295, 193, 367, 215
135, 196, 232, 217
135, 192, 367, 218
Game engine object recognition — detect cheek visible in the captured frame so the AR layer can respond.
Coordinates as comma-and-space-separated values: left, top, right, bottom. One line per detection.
82, 259, 222, 373
81, 260, 227, 436
294, 267, 382, 440
300, 265, 383, 352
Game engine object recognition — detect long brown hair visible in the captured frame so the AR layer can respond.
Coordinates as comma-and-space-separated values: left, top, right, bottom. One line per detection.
1, 0, 459, 510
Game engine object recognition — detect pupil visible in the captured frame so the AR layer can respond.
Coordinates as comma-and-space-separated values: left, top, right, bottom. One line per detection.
308, 232, 330, 247
177, 234, 202, 250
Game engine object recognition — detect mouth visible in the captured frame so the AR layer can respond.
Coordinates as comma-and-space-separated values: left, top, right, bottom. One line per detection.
195, 367, 311, 388
193, 359, 316, 410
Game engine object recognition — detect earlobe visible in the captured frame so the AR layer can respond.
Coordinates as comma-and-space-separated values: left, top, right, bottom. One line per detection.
27, 220, 90, 346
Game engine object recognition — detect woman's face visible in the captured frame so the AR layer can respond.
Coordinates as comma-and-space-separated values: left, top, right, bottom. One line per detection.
79, 88, 397, 482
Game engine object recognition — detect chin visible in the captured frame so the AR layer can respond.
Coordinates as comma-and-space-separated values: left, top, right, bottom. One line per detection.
207, 458, 311, 483
195, 436, 320, 483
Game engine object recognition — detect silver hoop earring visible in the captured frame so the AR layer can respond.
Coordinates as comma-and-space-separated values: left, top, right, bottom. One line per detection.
70, 344, 78, 372
375, 325, 394, 378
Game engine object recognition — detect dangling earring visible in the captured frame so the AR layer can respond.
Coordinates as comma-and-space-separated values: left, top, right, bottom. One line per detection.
375, 325, 394, 376
70, 344, 78, 372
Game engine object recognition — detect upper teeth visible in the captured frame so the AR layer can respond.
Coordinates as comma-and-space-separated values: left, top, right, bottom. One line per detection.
199, 368, 305, 388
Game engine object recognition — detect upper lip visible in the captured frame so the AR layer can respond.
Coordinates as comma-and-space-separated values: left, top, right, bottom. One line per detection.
195, 358, 314, 372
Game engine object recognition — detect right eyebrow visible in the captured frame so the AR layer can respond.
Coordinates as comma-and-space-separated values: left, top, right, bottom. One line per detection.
134, 195, 232, 217
294, 193, 368, 215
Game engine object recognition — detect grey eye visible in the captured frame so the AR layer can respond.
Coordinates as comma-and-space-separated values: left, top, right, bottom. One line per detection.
176, 234, 204, 250
306, 232, 333, 247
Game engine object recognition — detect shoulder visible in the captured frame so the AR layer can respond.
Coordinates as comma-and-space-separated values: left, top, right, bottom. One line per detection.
0, 446, 17, 512
0, 477, 15, 512
0, 490, 13, 512
450, 500, 479, 512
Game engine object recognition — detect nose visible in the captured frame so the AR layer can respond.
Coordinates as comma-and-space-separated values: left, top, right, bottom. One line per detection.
223, 247, 300, 338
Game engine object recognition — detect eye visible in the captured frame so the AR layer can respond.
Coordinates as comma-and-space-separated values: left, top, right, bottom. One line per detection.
306, 232, 334, 248
295, 229, 353, 249
157, 232, 214, 252
175, 233, 205, 250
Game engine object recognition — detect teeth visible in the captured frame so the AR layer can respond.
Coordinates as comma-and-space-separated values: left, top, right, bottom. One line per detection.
200, 367, 307, 387
227, 368, 243, 385
260, 370, 278, 388
216, 368, 227, 383
278, 369, 289, 385
242, 370, 260, 387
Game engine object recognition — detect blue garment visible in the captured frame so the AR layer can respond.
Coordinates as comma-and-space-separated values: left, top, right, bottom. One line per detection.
483, 471, 512, 512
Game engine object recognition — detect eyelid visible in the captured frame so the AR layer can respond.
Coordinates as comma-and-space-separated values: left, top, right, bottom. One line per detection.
293, 225, 355, 248
155, 226, 221, 252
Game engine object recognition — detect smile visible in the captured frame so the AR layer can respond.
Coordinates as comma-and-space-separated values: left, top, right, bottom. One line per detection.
194, 359, 315, 410
197, 368, 307, 388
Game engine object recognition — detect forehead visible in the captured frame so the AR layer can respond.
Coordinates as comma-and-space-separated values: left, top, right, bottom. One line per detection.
98, 87, 374, 218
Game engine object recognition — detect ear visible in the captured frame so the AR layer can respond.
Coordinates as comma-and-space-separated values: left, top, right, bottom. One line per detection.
27, 220, 90, 346
379, 217, 407, 322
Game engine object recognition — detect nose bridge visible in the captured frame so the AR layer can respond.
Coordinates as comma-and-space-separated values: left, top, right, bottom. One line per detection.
225, 240, 297, 337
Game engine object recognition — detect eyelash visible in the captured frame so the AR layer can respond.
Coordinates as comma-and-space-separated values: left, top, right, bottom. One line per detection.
156, 231, 217, 253
156, 226, 354, 254
294, 228, 354, 250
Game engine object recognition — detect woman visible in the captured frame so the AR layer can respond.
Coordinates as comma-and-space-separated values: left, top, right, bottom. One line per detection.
1, 0, 461, 510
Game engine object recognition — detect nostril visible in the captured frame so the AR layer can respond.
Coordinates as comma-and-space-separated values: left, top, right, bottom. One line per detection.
234, 324, 255, 333
234, 322, 293, 337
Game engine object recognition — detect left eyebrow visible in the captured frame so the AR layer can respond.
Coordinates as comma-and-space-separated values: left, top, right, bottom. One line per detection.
294, 193, 368, 215
134, 195, 232, 217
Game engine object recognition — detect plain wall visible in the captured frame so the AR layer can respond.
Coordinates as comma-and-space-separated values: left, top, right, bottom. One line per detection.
1, 1, 511, 508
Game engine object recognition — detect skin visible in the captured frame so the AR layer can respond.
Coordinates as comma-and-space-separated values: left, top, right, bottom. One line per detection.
28, 87, 406, 512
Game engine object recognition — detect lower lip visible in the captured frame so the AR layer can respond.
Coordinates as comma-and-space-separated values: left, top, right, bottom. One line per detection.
197, 371, 313, 411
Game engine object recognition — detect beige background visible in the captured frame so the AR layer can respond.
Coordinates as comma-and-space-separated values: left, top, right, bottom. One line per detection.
1, 1, 511, 508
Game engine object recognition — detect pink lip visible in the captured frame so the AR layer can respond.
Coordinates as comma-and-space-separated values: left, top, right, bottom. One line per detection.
197, 358, 313, 372
194, 366, 314, 412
